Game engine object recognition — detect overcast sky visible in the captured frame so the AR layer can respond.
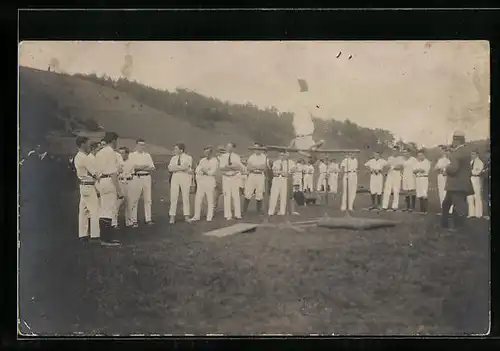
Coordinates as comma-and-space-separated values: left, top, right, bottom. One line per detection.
19, 41, 490, 146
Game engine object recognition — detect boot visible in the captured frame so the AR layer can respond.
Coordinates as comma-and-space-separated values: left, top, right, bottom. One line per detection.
411, 195, 417, 211
404, 196, 411, 212
377, 195, 382, 208
256, 200, 263, 214
243, 198, 250, 213
99, 218, 120, 246
419, 197, 424, 213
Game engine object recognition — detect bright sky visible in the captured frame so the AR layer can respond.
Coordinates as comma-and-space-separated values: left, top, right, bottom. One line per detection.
19, 41, 490, 146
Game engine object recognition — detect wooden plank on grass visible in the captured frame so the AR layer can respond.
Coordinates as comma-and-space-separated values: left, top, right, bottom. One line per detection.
203, 223, 259, 237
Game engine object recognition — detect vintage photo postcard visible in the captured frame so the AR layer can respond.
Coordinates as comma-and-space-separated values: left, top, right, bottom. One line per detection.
18, 40, 490, 336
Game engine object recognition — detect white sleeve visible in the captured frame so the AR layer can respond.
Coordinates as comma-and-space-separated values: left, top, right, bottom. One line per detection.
147, 154, 155, 169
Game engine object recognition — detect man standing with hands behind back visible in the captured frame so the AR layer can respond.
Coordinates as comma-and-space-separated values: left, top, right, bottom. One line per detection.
168, 143, 193, 224
440, 131, 474, 231
94, 132, 122, 246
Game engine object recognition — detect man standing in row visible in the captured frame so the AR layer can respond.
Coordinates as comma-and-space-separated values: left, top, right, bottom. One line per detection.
440, 131, 474, 231
191, 146, 218, 222
382, 147, 404, 211
340, 152, 358, 212
243, 143, 268, 215
269, 151, 295, 216
468, 150, 484, 218
413, 149, 431, 214
168, 143, 193, 224
434, 146, 453, 215
327, 158, 340, 204
316, 158, 328, 204
482, 150, 490, 220
115, 147, 135, 228
94, 132, 123, 246
74, 136, 101, 242
128, 139, 156, 226
364, 151, 386, 210
219, 142, 243, 220
402, 148, 417, 212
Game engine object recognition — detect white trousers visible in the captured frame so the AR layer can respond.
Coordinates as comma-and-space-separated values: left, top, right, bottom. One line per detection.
341, 173, 358, 211
316, 175, 327, 192
129, 175, 152, 223
222, 175, 242, 219
328, 174, 338, 194
437, 174, 453, 214
78, 184, 100, 238
467, 176, 483, 217
292, 174, 303, 191
269, 177, 288, 215
169, 173, 191, 217
304, 174, 314, 192
97, 178, 118, 219
194, 176, 215, 220
369, 173, 384, 195
113, 180, 132, 226
415, 176, 429, 198
382, 171, 401, 209
245, 173, 265, 200
402, 172, 416, 191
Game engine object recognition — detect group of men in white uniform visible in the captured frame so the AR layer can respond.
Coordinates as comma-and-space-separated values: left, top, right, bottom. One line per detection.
75, 132, 488, 244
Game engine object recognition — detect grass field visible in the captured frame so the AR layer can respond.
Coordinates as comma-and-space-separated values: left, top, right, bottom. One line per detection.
18, 169, 490, 336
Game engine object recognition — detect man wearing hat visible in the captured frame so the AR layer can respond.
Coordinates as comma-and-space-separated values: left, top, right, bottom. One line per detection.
440, 131, 475, 230
219, 142, 244, 220
316, 158, 328, 204
303, 159, 315, 193
382, 146, 404, 211
269, 150, 295, 216
93, 131, 123, 246
243, 142, 268, 214
191, 146, 218, 222
364, 151, 387, 210
212, 145, 225, 213
413, 149, 431, 213
481, 150, 490, 219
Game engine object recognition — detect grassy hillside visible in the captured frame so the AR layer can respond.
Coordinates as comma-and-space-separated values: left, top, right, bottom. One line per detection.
19, 66, 489, 164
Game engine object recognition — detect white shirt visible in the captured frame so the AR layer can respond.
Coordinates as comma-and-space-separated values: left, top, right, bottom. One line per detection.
435, 157, 450, 174
129, 151, 155, 174
247, 153, 268, 172
196, 157, 219, 177
414, 159, 431, 176
365, 158, 387, 173
471, 157, 484, 176
95, 145, 120, 175
340, 157, 358, 172
119, 157, 136, 178
318, 162, 328, 175
168, 153, 192, 173
218, 151, 242, 176
403, 156, 417, 172
74, 151, 98, 182
272, 159, 295, 176
304, 164, 315, 175
293, 163, 304, 176
327, 162, 340, 175
386, 155, 404, 171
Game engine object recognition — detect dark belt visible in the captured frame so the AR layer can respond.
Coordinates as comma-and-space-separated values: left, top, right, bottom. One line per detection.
416, 175, 428, 178
275, 175, 287, 178
100, 174, 112, 178
134, 172, 150, 177
345, 171, 357, 173
80, 181, 95, 186
251, 171, 264, 174
119, 177, 133, 181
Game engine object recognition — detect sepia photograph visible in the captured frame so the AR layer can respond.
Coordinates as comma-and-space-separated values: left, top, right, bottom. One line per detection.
18, 40, 490, 336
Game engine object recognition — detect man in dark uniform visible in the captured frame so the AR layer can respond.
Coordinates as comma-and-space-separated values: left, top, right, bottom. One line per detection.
440, 131, 474, 231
